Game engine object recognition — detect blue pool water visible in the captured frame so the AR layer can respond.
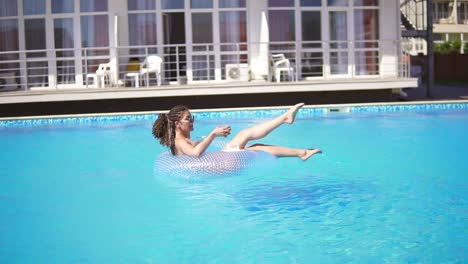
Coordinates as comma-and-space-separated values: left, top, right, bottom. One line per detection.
0, 103, 467, 263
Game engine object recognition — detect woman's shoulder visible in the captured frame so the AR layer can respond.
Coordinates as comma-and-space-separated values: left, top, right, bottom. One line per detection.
174, 136, 195, 146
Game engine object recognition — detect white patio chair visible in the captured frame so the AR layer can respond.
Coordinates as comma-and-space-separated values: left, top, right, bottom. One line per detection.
125, 55, 163, 88
86, 62, 112, 88
271, 54, 295, 83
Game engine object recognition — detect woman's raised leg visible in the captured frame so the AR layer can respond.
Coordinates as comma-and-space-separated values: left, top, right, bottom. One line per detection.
247, 144, 322, 161
223, 103, 305, 150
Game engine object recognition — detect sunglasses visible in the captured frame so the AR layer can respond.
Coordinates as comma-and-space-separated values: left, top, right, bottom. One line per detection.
181, 115, 195, 123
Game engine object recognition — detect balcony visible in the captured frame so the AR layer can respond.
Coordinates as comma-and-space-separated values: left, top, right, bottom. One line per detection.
0, 40, 416, 104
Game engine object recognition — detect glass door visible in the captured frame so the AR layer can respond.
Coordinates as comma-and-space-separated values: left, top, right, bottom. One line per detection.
23, 0, 48, 88
54, 18, 75, 85
52, 0, 75, 87
162, 12, 186, 83
329, 10, 350, 77
301, 10, 323, 79
191, 12, 214, 81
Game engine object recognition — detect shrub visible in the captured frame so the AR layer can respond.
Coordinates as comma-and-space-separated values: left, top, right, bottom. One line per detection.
435, 41, 453, 54
452, 40, 462, 53
434, 40, 463, 54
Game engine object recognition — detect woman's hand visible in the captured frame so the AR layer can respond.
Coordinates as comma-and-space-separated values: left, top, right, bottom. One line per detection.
213, 125, 231, 137
179, 125, 231, 157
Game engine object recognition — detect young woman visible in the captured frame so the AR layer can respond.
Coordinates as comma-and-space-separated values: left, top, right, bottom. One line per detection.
152, 103, 321, 161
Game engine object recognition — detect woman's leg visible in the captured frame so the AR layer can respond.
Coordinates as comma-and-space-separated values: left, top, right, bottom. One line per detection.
247, 144, 322, 161
223, 103, 305, 150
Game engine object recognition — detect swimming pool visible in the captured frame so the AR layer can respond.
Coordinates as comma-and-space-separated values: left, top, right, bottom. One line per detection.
1, 102, 467, 263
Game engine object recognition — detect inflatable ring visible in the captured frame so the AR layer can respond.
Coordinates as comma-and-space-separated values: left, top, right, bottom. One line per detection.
154, 150, 276, 179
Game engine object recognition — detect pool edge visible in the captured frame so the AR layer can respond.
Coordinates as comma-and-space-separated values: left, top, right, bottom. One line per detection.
1, 99, 467, 123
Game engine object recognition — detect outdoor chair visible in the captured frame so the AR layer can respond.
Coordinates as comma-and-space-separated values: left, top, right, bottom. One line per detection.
86, 60, 116, 88
271, 54, 295, 83
125, 55, 163, 87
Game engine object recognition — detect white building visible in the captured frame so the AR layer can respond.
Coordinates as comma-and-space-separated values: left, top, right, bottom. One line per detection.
433, 0, 468, 45
402, 0, 468, 55
0, 0, 416, 102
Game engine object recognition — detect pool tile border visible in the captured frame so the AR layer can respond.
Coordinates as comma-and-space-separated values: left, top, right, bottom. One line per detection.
1, 101, 467, 128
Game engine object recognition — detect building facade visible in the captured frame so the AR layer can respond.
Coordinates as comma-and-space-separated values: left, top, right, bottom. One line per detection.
402, 0, 468, 55
433, 0, 468, 43
0, 0, 411, 93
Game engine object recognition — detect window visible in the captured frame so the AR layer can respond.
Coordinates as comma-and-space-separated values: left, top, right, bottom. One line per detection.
302, 11, 321, 44
162, 0, 184, 9
23, 0, 45, 15
52, 0, 74, 13
459, 3, 468, 23
25, 18, 48, 87
433, 2, 449, 22
54, 18, 74, 55
54, 18, 75, 84
0, 19, 18, 60
328, 0, 348, 7
0, 0, 18, 17
80, 0, 108, 12
128, 14, 157, 46
81, 15, 108, 48
354, 0, 378, 6
301, 11, 322, 78
192, 13, 214, 80
354, 4, 379, 75
80, 0, 108, 58
269, 10, 295, 42
25, 19, 46, 57
354, 9, 379, 48
219, 0, 245, 8
269, 0, 294, 7
128, 0, 155, 10
329, 11, 348, 74
219, 11, 247, 50
191, 0, 212, 9
192, 13, 213, 45
301, 0, 321, 7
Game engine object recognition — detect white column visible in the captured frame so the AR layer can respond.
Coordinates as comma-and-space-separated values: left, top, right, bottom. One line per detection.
17, 0, 28, 89
348, 0, 355, 78
185, 0, 193, 82
212, 0, 221, 81
379, 0, 399, 78
108, 0, 127, 86
294, 0, 301, 81
45, 0, 57, 88
322, 0, 330, 79
74, 0, 83, 85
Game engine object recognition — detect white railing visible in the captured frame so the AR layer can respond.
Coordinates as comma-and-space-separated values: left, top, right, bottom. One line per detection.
0, 40, 412, 92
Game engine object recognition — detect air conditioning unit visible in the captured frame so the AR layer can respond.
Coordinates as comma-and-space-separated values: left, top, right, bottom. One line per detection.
225, 63, 250, 81
0, 72, 17, 91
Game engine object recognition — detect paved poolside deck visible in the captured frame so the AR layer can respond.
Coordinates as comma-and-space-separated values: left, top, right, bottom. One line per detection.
402, 83, 468, 101
0, 78, 414, 104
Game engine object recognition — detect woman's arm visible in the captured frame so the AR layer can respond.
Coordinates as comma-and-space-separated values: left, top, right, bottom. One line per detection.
177, 126, 231, 157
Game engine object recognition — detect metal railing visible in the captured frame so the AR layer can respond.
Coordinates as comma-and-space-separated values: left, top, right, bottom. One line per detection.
401, 0, 427, 30
0, 40, 412, 92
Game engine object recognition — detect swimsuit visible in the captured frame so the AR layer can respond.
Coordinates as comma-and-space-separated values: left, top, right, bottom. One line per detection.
222, 143, 244, 152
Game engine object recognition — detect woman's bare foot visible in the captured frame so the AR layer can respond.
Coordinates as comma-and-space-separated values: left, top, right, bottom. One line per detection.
300, 149, 322, 161
284, 103, 305, 124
